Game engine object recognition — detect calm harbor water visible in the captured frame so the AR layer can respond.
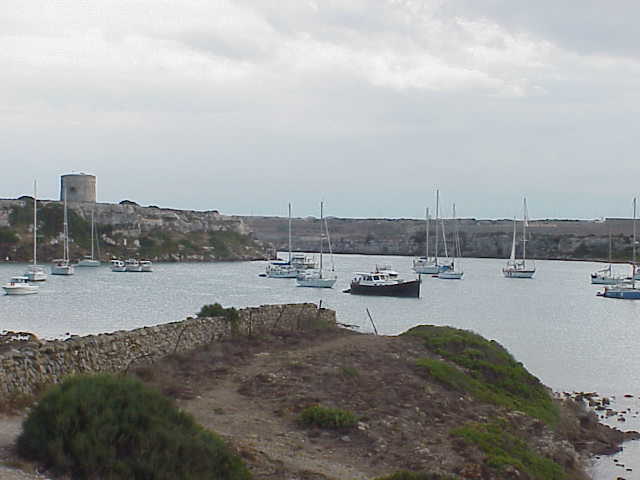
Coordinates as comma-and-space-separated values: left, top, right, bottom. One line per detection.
1, 254, 639, 476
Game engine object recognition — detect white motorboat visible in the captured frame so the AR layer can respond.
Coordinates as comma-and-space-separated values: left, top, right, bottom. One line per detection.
503, 198, 535, 279
140, 260, 153, 272
76, 208, 100, 267
125, 259, 143, 272
3, 276, 39, 295
51, 190, 74, 276
24, 181, 48, 282
297, 202, 337, 288
111, 259, 126, 272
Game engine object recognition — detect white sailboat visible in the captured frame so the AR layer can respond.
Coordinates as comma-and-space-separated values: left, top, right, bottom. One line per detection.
438, 204, 464, 280
77, 208, 100, 267
502, 198, 535, 278
598, 198, 640, 299
413, 207, 440, 274
51, 190, 75, 276
591, 228, 623, 284
24, 180, 48, 282
265, 203, 299, 278
297, 201, 337, 288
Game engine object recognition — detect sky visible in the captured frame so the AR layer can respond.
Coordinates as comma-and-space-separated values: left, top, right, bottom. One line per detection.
2, 0, 640, 220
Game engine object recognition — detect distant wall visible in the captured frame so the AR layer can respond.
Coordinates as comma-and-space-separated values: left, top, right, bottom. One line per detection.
0, 303, 336, 401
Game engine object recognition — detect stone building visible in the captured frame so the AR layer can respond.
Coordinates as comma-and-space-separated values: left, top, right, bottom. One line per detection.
60, 173, 96, 202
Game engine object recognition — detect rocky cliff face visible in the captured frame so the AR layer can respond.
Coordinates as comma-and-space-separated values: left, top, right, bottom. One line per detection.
240, 215, 637, 262
0, 199, 268, 262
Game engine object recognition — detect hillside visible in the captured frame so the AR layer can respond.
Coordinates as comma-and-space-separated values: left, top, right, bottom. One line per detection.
0, 199, 268, 262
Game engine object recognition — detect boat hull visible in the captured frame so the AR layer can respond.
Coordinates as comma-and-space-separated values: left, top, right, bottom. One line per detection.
590, 276, 620, 285
438, 271, 463, 280
3, 286, 39, 295
413, 265, 440, 275
348, 279, 420, 297
51, 265, 75, 276
503, 269, 535, 279
24, 269, 47, 282
77, 259, 101, 267
598, 287, 640, 299
297, 277, 336, 288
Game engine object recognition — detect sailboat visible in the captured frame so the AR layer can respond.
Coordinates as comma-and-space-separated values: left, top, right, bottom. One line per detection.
438, 204, 464, 280
598, 198, 640, 299
297, 201, 337, 288
265, 203, 299, 278
502, 198, 535, 278
51, 190, 75, 276
77, 208, 101, 267
591, 227, 622, 284
412, 207, 439, 274
24, 181, 48, 282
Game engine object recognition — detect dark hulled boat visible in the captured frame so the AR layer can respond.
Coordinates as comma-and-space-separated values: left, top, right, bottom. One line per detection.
346, 271, 421, 298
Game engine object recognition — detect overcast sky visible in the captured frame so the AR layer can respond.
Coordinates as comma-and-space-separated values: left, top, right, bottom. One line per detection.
2, 1, 640, 219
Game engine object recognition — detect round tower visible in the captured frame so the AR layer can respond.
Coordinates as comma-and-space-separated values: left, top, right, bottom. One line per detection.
60, 173, 96, 203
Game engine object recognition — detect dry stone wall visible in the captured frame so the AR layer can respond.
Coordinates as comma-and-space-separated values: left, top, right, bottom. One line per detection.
0, 303, 335, 401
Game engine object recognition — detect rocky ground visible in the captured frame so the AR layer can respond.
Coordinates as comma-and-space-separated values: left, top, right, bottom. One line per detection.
0, 327, 634, 479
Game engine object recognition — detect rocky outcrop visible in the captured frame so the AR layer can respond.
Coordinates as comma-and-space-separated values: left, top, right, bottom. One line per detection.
0, 199, 268, 262
0, 303, 335, 401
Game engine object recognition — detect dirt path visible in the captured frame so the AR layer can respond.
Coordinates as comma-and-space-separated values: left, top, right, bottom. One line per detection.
0, 416, 50, 479
183, 332, 386, 480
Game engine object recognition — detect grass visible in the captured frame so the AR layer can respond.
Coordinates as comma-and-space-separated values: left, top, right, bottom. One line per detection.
298, 405, 358, 430
404, 325, 559, 425
17, 374, 250, 480
452, 421, 565, 480
339, 366, 360, 378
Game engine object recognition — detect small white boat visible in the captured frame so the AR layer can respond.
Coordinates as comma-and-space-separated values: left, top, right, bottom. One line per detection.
414, 192, 453, 275
125, 259, 143, 272
503, 198, 535, 279
51, 190, 74, 276
76, 209, 101, 267
111, 259, 126, 272
25, 181, 48, 281
437, 203, 464, 280
297, 202, 337, 288
51, 260, 75, 276
3, 276, 39, 295
266, 262, 298, 278
24, 265, 48, 282
140, 260, 153, 272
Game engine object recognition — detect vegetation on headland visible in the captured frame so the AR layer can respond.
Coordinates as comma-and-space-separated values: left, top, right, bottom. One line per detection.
404, 325, 559, 425
197, 303, 240, 323
452, 421, 565, 480
17, 374, 250, 480
298, 404, 359, 430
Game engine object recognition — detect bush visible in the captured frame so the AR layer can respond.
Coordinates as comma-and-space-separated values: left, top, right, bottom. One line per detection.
0, 228, 19, 244
197, 303, 240, 323
17, 374, 250, 480
405, 325, 559, 425
298, 405, 358, 430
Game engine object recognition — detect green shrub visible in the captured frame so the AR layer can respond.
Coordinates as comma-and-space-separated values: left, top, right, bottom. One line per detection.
452, 421, 565, 480
17, 374, 250, 480
340, 366, 360, 378
298, 405, 358, 430
197, 303, 240, 323
405, 325, 558, 425
0, 228, 19, 244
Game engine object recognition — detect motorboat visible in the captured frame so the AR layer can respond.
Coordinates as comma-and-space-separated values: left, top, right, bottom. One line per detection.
503, 198, 535, 279
125, 259, 143, 272
3, 277, 39, 295
346, 270, 420, 297
297, 201, 337, 288
111, 259, 126, 272
140, 260, 153, 272
24, 181, 48, 282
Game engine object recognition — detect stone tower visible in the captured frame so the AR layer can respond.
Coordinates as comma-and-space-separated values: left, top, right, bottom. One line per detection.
60, 173, 96, 202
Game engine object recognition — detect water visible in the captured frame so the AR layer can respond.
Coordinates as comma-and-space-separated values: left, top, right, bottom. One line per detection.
1, 255, 639, 477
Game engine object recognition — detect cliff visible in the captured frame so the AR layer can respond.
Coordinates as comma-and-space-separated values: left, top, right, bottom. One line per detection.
0, 199, 268, 262
240, 215, 637, 262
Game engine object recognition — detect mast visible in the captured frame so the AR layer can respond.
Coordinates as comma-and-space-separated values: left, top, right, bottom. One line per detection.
522, 197, 529, 264
63, 189, 69, 263
425, 207, 430, 259
441, 216, 449, 258
633, 197, 637, 289
319, 201, 323, 276
33, 180, 37, 266
509, 217, 516, 262
434, 190, 440, 265
325, 215, 335, 272
90, 208, 95, 260
288, 202, 292, 264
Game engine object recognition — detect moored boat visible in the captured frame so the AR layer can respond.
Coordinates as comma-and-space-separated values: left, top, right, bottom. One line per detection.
503, 198, 535, 279
297, 202, 337, 288
125, 259, 143, 272
346, 270, 420, 297
111, 259, 126, 272
140, 260, 153, 272
51, 260, 74, 276
3, 276, 39, 295
24, 181, 48, 282
76, 208, 101, 267
51, 189, 74, 276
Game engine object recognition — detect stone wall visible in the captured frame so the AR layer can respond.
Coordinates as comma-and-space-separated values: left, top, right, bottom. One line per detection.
0, 303, 335, 401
